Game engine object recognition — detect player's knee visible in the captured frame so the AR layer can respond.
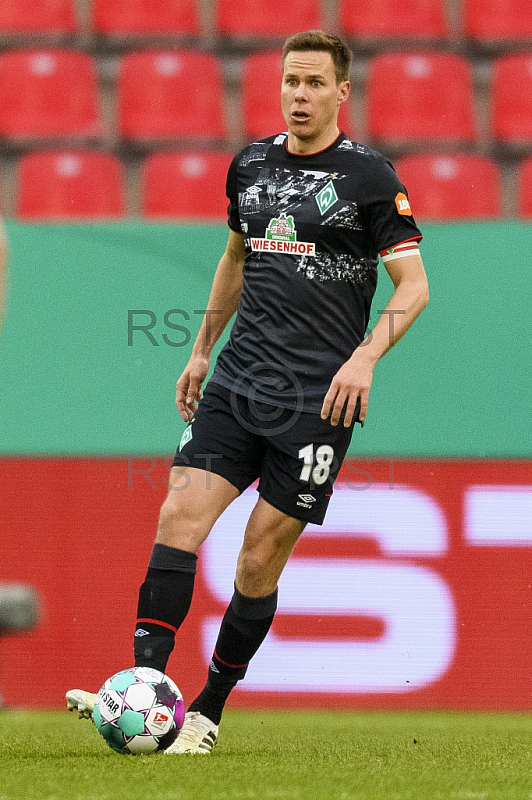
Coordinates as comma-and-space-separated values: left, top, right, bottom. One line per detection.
237, 543, 276, 585
236, 554, 278, 597
156, 497, 208, 550
157, 499, 177, 532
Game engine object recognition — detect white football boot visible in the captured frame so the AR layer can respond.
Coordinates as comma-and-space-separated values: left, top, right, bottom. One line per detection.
65, 689, 96, 720
165, 711, 218, 755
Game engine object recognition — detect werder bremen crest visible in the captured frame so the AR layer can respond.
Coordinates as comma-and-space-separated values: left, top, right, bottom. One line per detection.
316, 180, 339, 215
179, 423, 193, 451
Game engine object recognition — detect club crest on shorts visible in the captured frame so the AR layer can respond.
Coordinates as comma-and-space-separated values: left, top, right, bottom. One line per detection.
179, 424, 193, 451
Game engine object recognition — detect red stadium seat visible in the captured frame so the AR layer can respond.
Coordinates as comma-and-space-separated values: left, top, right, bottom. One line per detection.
465, 0, 532, 42
340, 0, 448, 39
17, 150, 125, 219
0, 0, 76, 33
367, 52, 476, 143
93, 0, 200, 35
395, 154, 501, 220
242, 51, 354, 142
216, 0, 321, 37
241, 51, 286, 140
142, 151, 234, 219
0, 49, 100, 140
517, 157, 532, 218
118, 50, 226, 141
491, 55, 532, 144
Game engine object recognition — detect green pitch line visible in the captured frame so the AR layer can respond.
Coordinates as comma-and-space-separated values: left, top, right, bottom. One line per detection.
0, 709, 530, 800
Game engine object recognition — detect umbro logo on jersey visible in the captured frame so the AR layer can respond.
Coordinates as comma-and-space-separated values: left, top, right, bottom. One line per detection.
297, 493, 316, 509
135, 629, 150, 637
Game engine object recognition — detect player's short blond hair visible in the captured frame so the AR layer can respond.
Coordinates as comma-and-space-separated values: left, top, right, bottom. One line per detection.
282, 30, 352, 84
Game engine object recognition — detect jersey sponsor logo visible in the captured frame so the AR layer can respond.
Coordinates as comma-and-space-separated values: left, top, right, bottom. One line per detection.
395, 192, 412, 216
251, 239, 316, 255
316, 180, 339, 215
251, 214, 316, 256
266, 214, 296, 242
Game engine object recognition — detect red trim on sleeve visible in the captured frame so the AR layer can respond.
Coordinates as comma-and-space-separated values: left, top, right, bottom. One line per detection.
379, 236, 422, 258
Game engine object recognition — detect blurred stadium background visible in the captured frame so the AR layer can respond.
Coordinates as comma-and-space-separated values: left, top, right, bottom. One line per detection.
0, 0, 530, 715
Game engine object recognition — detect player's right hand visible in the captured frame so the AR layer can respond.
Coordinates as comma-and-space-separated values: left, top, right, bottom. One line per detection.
175, 356, 210, 422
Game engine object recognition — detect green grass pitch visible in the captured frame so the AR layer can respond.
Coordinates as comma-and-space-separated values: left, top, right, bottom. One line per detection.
0, 709, 530, 800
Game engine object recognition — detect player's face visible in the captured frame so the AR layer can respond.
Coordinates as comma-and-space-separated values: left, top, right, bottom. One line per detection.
281, 50, 350, 154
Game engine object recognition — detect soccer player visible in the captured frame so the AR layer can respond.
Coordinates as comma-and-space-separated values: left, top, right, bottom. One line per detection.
67, 30, 429, 754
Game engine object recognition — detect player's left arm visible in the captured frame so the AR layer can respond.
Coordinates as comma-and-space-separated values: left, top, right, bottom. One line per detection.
321, 251, 429, 427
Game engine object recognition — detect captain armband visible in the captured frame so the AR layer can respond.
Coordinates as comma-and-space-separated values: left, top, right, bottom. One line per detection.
379, 239, 421, 264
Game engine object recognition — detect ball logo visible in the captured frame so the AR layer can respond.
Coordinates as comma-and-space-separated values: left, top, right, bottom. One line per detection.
153, 711, 170, 724
395, 192, 412, 216
98, 689, 119, 715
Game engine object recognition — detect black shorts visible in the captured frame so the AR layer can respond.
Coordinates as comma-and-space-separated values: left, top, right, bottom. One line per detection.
172, 381, 355, 525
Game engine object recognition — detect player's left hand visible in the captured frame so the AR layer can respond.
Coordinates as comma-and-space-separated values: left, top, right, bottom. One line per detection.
321, 352, 375, 427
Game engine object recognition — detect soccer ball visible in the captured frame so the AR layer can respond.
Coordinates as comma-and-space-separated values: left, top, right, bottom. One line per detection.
93, 667, 185, 755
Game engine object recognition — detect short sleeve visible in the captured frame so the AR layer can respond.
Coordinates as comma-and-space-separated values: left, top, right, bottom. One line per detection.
226, 153, 241, 233
359, 155, 422, 252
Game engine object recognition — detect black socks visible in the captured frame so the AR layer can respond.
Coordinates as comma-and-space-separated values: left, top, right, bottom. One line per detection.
188, 585, 278, 725
134, 543, 197, 673
134, 544, 279, 726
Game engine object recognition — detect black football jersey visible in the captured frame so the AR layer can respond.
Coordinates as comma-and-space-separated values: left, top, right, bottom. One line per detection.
210, 132, 423, 413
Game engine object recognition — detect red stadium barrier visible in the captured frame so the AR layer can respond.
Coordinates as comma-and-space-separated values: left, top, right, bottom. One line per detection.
0, 458, 530, 709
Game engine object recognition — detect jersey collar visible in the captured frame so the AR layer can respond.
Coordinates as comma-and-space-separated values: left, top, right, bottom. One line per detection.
284, 131, 346, 158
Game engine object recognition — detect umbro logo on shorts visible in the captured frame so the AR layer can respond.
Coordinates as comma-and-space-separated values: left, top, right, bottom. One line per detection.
298, 494, 316, 503
297, 493, 316, 509
134, 629, 150, 637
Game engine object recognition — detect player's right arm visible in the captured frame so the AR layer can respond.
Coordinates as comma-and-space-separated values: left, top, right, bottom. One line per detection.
175, 228, 245, 422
